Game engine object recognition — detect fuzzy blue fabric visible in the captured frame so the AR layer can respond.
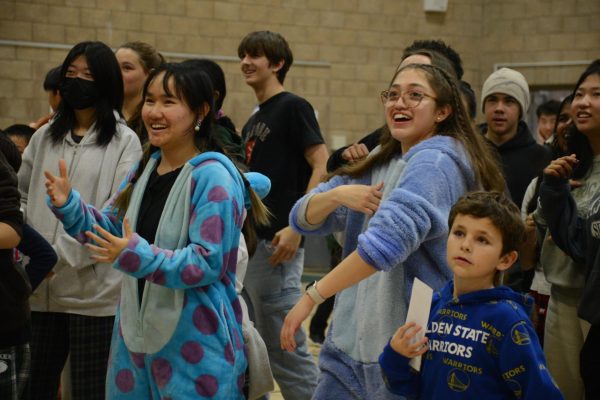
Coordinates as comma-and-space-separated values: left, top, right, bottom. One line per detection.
290, 135, 477, 399
379, 282, 563, 399
49, 152, 255, 399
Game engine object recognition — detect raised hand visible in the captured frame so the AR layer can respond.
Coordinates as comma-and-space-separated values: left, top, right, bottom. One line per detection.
543, 154, 578, 180
44, 159, 72, 207
84, 218, 133, 264
336, 181, 384, 215
389, 322, 429, 358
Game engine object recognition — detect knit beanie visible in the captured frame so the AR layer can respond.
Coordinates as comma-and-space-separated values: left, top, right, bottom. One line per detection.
480, 67, 530, 118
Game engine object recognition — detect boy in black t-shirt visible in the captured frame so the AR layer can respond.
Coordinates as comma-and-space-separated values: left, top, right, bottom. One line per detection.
238, 30, 328, 399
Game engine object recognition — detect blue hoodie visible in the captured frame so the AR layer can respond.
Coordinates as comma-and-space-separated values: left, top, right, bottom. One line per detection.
379, 282, 563, 399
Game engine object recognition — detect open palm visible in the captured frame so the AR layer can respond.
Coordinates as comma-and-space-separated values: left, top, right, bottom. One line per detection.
44, 159, 72, 207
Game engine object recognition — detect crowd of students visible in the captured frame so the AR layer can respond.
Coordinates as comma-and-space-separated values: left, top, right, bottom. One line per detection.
0, 30, 597, 400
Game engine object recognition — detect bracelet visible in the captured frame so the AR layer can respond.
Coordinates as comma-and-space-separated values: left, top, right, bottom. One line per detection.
306, 280, 326, 305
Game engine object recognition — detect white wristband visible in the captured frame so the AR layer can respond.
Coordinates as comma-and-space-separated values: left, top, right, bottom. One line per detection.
306, 281, 326, 305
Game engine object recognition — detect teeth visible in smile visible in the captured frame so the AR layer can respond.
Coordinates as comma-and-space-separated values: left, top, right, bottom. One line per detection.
393, 113, 410, 121
151, 124, 166, 129
577, 112, 591, 118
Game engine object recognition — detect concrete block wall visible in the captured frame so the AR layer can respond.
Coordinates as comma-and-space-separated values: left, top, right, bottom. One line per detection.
0, 0, 597, 143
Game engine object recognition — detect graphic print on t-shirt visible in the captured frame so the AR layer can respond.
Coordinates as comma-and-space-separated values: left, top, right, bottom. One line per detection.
244, 121, 270, 164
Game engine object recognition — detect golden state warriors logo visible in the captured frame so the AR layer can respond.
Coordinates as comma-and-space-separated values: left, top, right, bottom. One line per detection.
510, 322, 531, 346
447, 369, 470, 392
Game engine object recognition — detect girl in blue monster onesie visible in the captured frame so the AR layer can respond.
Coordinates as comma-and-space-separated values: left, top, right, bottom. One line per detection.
44, 62, 270, 399
281, 63, 506, 399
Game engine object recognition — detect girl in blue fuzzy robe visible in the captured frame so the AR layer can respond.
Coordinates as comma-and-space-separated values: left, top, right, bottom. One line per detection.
280, 63, 507, 399
44, 63, 270, 399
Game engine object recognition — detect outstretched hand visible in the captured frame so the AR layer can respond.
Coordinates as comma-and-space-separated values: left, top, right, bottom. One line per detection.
543, 154, 578, 180
44, 159, 72, 207
84, 218, 133, 264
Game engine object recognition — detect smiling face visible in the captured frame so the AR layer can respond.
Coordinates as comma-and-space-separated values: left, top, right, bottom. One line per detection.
240, 53, 282, 89
384, 68, 449, 153
572, 73, 600, 137
116, 48, 148, 100
141, 72, 198, 152
447, 214, 515, 292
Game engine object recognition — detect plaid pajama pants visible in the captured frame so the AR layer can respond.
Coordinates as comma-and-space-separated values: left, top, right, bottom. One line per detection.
0, 343, 31, 400
26, 312, 114, 400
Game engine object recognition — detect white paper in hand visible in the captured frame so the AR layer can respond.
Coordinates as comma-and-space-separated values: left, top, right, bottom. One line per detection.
406, 278, 433, 372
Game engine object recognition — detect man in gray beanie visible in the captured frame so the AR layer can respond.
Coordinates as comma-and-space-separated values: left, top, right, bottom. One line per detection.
479, 68, 551, 292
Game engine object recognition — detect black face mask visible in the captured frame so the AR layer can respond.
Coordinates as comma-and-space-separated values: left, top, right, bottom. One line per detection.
60, 77, 99, 110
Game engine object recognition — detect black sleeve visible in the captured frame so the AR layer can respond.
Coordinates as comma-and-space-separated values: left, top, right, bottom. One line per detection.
326, 128, 383, 172
17, 224, 58, 291
539, 174, 587, 264
0, 152, 22, 238
293, 97, 324, 150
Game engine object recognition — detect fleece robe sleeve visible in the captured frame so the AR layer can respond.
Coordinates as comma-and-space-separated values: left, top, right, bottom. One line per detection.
498, 319, 564, 399
539, 174, 587, 264
358, 148, 468, 271
111, 161, 244, 289
289, 174, 352, 235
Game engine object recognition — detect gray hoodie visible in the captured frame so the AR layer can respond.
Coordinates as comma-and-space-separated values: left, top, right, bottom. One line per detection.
18, 116, 142, 316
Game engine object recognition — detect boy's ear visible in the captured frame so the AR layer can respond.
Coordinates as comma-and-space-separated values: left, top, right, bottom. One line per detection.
497, 250, 518, 272
270, 59, 285, 73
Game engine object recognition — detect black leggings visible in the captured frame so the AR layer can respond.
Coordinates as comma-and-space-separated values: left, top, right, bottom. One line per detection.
581, 324, 600, 399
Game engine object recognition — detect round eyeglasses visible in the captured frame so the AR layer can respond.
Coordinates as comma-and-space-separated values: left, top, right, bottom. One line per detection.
380, 89, 436, 108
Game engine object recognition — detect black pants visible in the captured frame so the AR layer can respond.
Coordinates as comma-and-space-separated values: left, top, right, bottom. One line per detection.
26, 312, 114, 400
581, 324, 600, 399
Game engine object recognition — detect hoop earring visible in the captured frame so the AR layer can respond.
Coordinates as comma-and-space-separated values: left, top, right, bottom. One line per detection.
194, 119, 202, 132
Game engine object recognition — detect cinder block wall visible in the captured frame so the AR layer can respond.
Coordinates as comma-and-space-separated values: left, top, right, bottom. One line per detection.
0, 0, 598, 146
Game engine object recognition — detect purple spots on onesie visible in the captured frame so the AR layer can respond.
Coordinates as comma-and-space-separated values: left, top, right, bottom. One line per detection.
233, 328, 242, 350
231, 298, 243, 324
222, 248, 238, 273
194, 245, 210, 257
107, 213, 118, 223
75, 231, 87, 244
181, 264, 205, 285
195, 374, 219, 397
118, 251, 141, 273
200, 215, 224, 244
207, 186, 229, 202
232, 198, 243, 228
127, 234, 140, 250
192, 305, 219, 335
224, 342, 235, 365
146, 268, 165, 285
150, 245, 161, 256
181, 341, 204, 364
130, 352, 145, 369
221, 273, 232, 288
151, 358, 173, 388
91, 207, 103, 221
115, 369, 135, 393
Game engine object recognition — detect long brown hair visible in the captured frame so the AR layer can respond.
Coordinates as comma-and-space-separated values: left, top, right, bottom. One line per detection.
336, 64, 505, 192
